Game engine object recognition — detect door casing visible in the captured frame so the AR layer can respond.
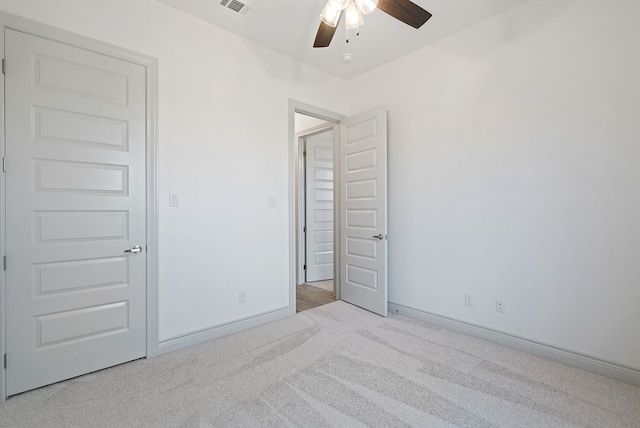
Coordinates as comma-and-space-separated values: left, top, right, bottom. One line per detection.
0, 11, 159, 403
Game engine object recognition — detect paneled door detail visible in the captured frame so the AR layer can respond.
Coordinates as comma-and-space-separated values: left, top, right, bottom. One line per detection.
5, 29, 147, 395
305, 130, 334, 282
340, 108, 388, 316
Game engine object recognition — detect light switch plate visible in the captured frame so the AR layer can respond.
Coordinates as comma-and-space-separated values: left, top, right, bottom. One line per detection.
169, 192, 180, 207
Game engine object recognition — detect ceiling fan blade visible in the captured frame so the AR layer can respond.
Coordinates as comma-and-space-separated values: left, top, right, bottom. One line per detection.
314, 21, 339, 48
377, 0, 432, 29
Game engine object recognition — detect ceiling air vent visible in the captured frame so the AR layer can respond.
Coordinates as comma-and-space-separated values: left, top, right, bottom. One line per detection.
219, 0, 251, 15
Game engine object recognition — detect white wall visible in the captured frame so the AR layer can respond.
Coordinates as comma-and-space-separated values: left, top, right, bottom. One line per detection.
0, 0, 348, 341
347, 0, 640, 370
2, 0, 637, 374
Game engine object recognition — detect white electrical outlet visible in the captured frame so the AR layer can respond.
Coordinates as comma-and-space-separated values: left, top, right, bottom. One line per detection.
169, 192, 180, 207
239, 291, 247, 304
465, 293, 474, 307
496, 299, 505, 313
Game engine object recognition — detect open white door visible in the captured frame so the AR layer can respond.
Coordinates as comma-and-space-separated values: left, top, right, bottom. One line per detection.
340, 107, 388, 316
305, 130, 334, 282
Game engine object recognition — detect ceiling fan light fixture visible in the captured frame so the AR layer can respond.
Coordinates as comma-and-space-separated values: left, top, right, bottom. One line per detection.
313, 0, 433, 48
345, 1, 364, 30
355, 0, 378, 14
320, 1, 342, 27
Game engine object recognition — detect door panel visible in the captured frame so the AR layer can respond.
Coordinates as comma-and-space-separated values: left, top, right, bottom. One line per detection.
340, 108, 388, 316
305, 130, 334, 282
5, 29, 147, 395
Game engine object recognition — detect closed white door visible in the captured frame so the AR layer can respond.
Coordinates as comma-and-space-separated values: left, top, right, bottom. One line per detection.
305, 130, 334, 282
5, 29, 147, 395
340, 107, 388, 316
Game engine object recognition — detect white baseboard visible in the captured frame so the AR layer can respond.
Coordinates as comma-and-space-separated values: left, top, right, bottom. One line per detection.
157, 306, 295, 355
388, 302, 640, 387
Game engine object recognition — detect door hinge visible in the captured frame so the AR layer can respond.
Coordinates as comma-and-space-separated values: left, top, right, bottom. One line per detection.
2, 157, 6, 173
3, 255, 6, 271
303, 264, 306, 270
303, 226, 306, 233
303, 151, 306, 157
1, 58, 5, 74
4, 353, 6, 369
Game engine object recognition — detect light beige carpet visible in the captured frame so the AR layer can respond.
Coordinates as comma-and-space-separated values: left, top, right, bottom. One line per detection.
1, 301, 638, 427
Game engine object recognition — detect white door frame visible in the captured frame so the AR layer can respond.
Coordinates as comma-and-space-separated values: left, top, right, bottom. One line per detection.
288, 100, 344, 308
296, 123, 336, 287
0, 11, 159, 402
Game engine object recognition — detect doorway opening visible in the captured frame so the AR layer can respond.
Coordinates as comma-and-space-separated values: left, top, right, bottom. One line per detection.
289, 101, 344, 313
289, 101, 389, 317
295, 115, 337, 312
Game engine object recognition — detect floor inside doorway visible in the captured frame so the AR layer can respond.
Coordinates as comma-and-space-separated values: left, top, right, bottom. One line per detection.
305, 280, 333, 292
296, 281, 336, 313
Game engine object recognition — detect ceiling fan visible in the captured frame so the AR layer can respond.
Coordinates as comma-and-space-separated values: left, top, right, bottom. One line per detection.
313, 0, 432, 48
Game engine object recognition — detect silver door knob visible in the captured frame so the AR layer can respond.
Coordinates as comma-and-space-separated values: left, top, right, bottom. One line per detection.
373, 234, 384, 240
124, 245, 142, 254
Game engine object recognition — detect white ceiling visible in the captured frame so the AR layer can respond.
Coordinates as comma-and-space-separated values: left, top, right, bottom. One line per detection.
156, 0, 529, 80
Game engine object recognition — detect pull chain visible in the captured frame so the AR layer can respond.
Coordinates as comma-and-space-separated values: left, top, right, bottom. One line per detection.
345, 27, 360, 44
